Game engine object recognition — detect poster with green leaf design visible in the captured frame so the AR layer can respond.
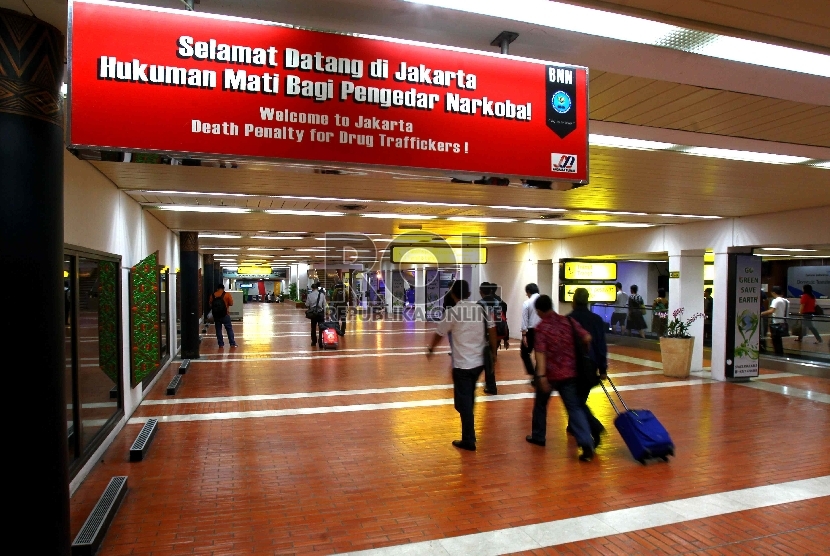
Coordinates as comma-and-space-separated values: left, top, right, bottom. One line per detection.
130, 252, 160, 386
98, 260, 119, 383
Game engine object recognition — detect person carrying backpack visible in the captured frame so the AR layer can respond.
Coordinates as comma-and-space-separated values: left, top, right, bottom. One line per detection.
209, 284, 237, 348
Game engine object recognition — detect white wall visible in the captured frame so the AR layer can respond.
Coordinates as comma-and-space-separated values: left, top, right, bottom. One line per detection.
64, 152, 179, 492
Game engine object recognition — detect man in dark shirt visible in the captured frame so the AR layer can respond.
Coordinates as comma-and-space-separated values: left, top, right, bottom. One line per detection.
567, 288, 608, 448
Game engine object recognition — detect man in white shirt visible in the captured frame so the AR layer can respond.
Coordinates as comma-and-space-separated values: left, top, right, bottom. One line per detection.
427, 280, 498, 451
761, 286, 789, 356
611, 282, 628, 334
521, 283, 541, 380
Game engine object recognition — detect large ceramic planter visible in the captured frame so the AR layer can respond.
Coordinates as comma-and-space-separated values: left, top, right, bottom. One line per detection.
660, 337, 694, 378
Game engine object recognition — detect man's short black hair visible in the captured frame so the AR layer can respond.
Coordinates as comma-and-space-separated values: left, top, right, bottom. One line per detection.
616, 282, 622, 289
526, 283, 540, 295
452, 279, 470, 300
573, 288, 589, 306
630, 284, 638, 294
772, 286, 783, 295
535, 294, 553, 313
217, 284, 225, 290
704, 287, 712, 295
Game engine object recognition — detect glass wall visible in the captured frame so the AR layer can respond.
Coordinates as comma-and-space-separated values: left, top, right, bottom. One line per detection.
65, 247, 123, 477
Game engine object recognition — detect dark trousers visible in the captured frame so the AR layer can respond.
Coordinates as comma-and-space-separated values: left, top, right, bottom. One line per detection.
770, 323, 786, 356
453, 366, 484, 445
520, 328, 536, 376
310, 315, 323, 345
799, 314, 822, 342
334, 306, 347, 335
531, 378, 593, 449
570, 383, 604, 438
214, 314, 235, 346
483, 350, 497, 392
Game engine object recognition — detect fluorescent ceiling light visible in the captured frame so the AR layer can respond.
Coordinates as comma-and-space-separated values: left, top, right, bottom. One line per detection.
212, 254, 239, 257
373, 238, 394, 242
627, 259, 667, 263
809, 161, 830, 169
296, 248, 331, 252
590, 135, 674, 151
157, 206, 250, 214
248, 247, 284, 251
525, 219, 588, 226
684, 147, 810, 165
404, 0, 830, 78
582, 210, 648, 216
315, 237, 371, 241
659, 214, 722, 219
265, 209, 344, 217
486, 240, 522, 245
198, 234, 242, 239
201, 246, 241, 250
447, 216, 518, 223
489, 206, 566, 212
361, 213, 437, 220
758, 247, 818, 252
595, 222, 654, 228
251, 235, 305, 240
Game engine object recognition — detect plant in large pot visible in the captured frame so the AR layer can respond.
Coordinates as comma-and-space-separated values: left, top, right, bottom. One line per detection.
659, 308, 705, 378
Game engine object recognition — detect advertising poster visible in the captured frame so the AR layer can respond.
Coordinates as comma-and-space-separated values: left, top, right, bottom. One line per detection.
786, 266, 829, 298
68, 0, 589, 182
729, 255, 762, 378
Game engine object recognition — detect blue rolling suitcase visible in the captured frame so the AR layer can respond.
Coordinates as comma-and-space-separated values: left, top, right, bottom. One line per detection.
601, 377, 675, 464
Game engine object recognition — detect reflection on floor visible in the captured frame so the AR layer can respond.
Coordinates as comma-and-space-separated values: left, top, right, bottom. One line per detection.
70, 302, 830, 555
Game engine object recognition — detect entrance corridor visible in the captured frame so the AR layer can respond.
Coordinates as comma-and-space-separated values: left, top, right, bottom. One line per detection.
70, 303, 830, 555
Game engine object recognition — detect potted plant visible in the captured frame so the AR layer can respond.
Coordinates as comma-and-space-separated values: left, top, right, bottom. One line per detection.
659, 308, 705, 378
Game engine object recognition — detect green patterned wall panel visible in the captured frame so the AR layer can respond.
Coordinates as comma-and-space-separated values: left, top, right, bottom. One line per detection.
130, 252, 160, 385
97, 260, 118, 383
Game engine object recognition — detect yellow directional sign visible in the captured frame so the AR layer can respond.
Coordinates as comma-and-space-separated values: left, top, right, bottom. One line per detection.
561, 284, 617, 302
564, 261, 617, 281
392, 246, 487, 264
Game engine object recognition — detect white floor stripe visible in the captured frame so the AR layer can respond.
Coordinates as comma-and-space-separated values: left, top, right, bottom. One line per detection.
189, 349, 450, 364
195, 345, 431, 359
129, 379, 715, 424
737, 380, 830, 404
338, 476, 830, 556
226, 328, 435, 339
608, 353, 663, 369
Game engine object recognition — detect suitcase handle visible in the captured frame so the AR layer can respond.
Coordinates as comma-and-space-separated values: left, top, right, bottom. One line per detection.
599, 376, 633, 416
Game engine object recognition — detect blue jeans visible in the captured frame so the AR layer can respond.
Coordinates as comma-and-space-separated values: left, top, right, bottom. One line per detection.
214, 314, 235, 346
531, 378, 593, 449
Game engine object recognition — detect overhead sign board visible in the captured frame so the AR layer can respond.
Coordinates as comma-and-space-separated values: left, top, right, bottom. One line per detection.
563, 261, 616, 281
560, 284, 617, 303
68, 0, 589, 182
391, 246, 487, 264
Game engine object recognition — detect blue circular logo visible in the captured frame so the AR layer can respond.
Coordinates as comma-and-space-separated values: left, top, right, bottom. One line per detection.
551, 91, 571, 114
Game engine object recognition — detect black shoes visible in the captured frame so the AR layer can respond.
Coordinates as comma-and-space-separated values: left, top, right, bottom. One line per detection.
592, 426, 606, 448
452, 440, 476, 451
526, 435, 545, 447
579, 446, 594, 462
483, 388, 498, 395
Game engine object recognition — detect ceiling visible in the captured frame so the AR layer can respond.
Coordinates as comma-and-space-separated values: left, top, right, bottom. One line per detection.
5, 0, 829, 263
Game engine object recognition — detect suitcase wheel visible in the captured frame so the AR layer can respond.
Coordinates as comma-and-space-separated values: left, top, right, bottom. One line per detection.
659, 455, 669, 462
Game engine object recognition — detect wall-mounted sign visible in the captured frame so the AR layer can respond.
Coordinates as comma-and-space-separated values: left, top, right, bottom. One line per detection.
391, 246, 487, 264
563, 261, 616, 281
703, 264, 715, 282
669, 271, 680, 279
725, 254, 761, 379
224, 266, 287, 279
786, 265, 829, 298
560, 284, 617, 303
68, 0, 588, 182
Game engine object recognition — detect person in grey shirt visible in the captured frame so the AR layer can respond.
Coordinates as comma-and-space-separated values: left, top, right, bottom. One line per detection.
305, 282, 327, 347
520, 283, 541, 380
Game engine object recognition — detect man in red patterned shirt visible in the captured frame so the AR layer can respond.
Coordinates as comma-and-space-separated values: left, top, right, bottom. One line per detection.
526, 295, 596, 461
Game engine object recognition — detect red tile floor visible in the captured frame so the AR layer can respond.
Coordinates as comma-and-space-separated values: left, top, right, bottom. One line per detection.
70, 302, 830, 555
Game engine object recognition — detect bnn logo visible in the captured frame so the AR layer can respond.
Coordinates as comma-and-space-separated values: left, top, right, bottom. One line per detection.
551, 153, 577, 173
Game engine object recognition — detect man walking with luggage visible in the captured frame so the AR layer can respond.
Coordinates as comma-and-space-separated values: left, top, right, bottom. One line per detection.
520, 283, 541, 383
306, 282, 327, 347
568, 288, 608, 447
209, 284, 237, 348
525, 295, 596, 461
427, 280, 498, 451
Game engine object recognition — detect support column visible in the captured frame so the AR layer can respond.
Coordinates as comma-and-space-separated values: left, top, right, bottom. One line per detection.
668, 250, 705, 371
202, 253, 214, 319
710, 252, 730, 381
179, 232, 200, 359
551, 259, 561, 313
0, 10, 69, 553
414, 266, 426, 321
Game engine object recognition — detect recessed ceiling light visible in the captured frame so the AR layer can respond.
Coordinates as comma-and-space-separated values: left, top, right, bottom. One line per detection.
447, 216, 518, 223
265, 209, 344, 217
361, 213, 437, 220
248, 247, 285, 251
296, 248, 331, 252
684, 147, 810, 165
158, 206, 250, 214
595, 222, 654, 228
198, 234, 243, 239
582, 210, 648, 216
251, 235, 305, 240
201, 246, 241, 250
212, 254, 239, 257
486, 240, 522, 245
403, 0, 830, 78
525, 219, 589, 226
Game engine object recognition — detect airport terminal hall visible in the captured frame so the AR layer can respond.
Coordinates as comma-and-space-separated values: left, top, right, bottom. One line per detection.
4, 0, 830, 554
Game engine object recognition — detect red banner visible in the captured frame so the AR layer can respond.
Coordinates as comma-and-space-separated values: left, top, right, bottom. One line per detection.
68, 0, 589, 182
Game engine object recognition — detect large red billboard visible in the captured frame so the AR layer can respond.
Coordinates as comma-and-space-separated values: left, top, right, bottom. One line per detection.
68, 0, 589, 182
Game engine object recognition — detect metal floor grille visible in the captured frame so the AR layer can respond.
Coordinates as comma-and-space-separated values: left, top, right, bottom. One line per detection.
129, 418, 158, 461
166, 374, 182, 395
72, 476, 128, 555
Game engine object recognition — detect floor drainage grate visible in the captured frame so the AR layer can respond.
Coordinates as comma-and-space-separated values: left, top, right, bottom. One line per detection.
129, 418, 158, 462
178, 359, 191, 374
166, 374, 182, 395
71, 476, 128, 556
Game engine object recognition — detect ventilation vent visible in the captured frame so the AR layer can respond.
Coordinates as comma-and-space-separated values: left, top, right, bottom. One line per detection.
71, 476, 128, 556
178, 359, 191, 374
337, 204, 367, 211
166, 374, 182, 395
129, 419, 159, 462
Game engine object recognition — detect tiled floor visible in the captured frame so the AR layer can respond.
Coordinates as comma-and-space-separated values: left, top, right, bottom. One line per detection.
70, 303, 830, 555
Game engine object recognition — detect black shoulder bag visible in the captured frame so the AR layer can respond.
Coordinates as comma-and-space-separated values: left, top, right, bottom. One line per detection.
305, 292, 323, 319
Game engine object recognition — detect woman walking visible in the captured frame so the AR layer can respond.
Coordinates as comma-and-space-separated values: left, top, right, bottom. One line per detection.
796, 285, 823, 344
